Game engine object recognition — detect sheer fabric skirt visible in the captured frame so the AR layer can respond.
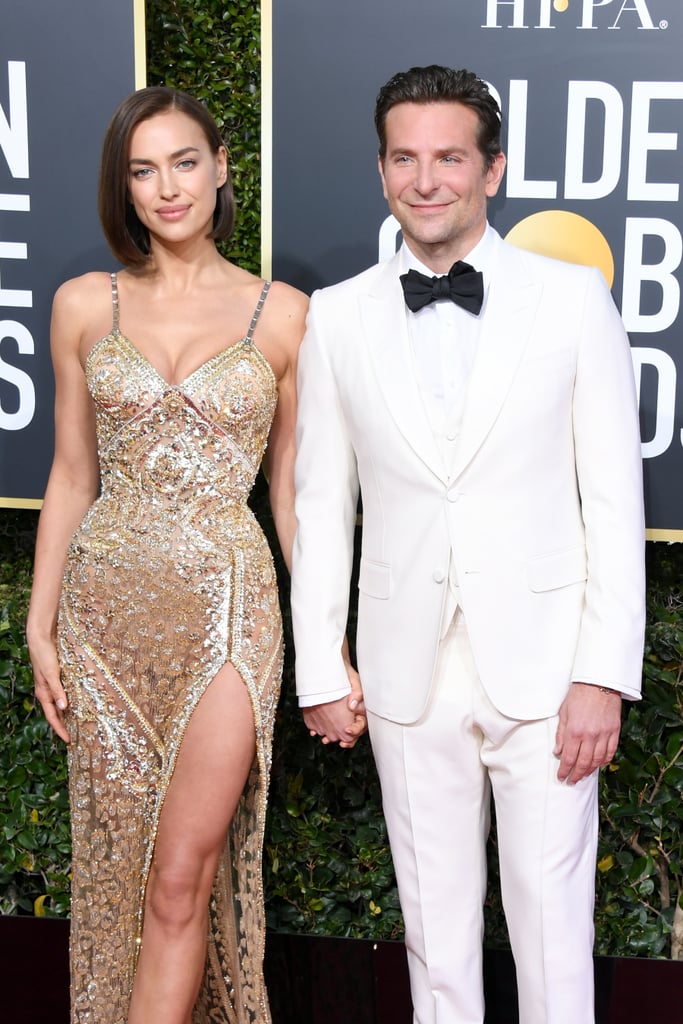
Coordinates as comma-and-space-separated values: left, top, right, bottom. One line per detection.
58, 505, 282, 1024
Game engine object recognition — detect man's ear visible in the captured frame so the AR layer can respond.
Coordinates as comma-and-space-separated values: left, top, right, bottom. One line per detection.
485, 151, 506, 198
378, 154, 389, 200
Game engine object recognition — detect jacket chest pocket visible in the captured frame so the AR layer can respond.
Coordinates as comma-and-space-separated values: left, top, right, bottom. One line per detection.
358, 559, 392, 599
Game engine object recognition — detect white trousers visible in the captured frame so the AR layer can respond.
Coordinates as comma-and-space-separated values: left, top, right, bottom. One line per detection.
367, 613, 599, 1024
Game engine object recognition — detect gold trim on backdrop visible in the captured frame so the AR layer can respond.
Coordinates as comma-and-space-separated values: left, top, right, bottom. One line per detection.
260, 0, 273, 279
133, 0, 147, 88
646, 529, 683, 543
1, 498, 42, 510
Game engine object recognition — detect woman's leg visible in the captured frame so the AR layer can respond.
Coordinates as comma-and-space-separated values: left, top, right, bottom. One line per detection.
127, 663, 256, 1024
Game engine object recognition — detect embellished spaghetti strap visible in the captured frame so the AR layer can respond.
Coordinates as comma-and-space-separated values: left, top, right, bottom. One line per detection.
245, 281, 271, 345
110, 272, 120, 332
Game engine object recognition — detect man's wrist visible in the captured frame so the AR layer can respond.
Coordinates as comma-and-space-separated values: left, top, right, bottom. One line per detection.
573, 681, 622, 698
298, 685, 353, 708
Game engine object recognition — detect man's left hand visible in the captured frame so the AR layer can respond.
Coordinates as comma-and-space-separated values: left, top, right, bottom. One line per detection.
554, 682, 622, 784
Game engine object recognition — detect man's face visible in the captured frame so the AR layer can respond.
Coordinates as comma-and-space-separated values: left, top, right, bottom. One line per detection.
378, 101, 505, 273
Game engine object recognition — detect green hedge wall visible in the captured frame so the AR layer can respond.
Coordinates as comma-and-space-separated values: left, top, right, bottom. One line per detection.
146, 0, 262, 275
1, 0, 681, 962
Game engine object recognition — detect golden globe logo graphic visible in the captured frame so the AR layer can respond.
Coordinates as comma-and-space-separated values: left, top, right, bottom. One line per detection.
481, 0, 668, 31
504, 211, 615, 286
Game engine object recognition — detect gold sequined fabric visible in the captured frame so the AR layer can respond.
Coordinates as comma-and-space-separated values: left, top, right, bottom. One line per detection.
57, 276, 282, 1024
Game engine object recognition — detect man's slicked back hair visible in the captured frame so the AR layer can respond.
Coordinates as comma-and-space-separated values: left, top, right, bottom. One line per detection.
375, 65, 502, 168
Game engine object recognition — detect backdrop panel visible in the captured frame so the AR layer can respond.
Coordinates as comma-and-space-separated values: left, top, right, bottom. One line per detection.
0, 0, 144, 506
267, 0, 682, 538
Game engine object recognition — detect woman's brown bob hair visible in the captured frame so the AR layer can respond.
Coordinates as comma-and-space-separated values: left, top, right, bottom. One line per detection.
98, 86, 235, 267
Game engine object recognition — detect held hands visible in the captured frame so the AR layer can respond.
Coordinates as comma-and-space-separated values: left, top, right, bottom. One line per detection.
303, 661, 368, 750
554, 681, 622, 785
27, 632, 70, 743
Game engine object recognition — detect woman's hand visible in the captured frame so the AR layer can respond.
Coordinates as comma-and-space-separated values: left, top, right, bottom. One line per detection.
28, 632, 70, 743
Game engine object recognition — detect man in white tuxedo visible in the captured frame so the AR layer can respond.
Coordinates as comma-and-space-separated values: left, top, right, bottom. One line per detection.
290, 65, 645, 1024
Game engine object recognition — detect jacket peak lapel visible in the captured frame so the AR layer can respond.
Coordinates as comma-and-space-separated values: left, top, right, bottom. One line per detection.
451, 260, 542, 481
361, 259, 448, 483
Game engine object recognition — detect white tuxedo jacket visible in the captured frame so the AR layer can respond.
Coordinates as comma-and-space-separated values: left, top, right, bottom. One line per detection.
291, 230, 646, 724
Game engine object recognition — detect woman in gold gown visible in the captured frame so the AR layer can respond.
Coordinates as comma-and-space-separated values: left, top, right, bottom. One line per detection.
26, 87, 360, 1024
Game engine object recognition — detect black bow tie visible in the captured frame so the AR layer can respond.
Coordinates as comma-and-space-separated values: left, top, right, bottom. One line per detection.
400, 261, 484, 315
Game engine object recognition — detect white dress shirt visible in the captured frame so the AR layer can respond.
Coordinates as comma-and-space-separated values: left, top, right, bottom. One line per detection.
401, 225, 495, 635
401, 224, 494, 446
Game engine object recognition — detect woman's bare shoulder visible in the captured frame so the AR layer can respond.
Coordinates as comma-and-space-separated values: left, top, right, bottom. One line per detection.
264, 279, 309, 324
255, 281, 308, 376
53, 271, 114, 318
268, 278, 308, 306
51, 271, 118, 358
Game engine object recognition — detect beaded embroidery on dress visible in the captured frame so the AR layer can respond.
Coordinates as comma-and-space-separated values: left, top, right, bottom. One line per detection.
58, 275, 282, 1023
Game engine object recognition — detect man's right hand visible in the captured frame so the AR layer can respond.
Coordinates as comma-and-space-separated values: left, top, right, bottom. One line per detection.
303, 693, 367, 749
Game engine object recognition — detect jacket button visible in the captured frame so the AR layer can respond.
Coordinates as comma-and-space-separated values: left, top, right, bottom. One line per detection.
433, 568, 446, 583
447, 490, 460, 503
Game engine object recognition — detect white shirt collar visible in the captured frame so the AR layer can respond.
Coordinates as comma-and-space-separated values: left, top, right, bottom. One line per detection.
399, 222, 495, 291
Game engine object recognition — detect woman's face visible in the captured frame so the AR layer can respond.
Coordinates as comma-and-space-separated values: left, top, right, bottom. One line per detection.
127, 108, 227, 247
